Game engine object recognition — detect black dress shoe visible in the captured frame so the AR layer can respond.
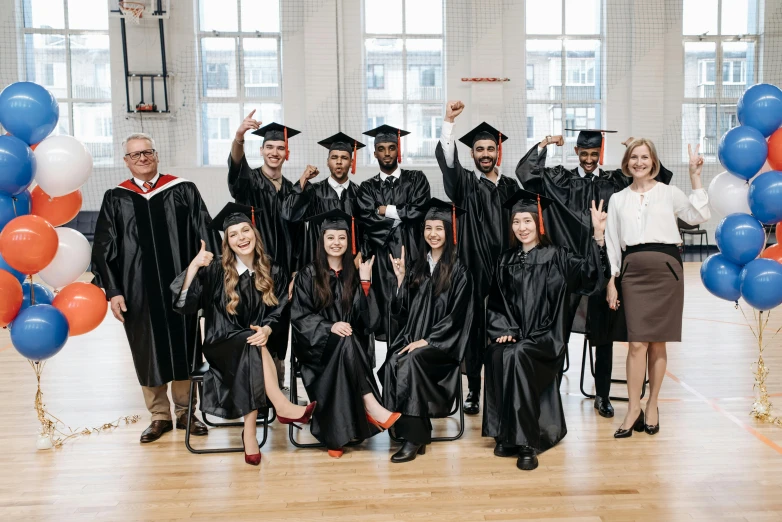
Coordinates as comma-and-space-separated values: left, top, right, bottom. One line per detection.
390, 441, 426, 463
494, 442, 519, 458
613, 409, 645, 438
594, 396, 615, 418
516, 446, 538, 471
644, 408, 660, 435
140, 420, 173, 443
464, 391, 480, 415
176, 414, 208, 436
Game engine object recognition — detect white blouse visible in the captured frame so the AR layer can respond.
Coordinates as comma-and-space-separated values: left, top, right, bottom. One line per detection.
605, 182, 710, 276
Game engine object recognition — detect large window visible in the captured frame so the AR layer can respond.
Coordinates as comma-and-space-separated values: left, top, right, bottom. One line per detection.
525, 0, 602, 164
22, 0, 112, 165
364, 0, 444, 165
682, 0, 759, 162
198, 0, 283, 165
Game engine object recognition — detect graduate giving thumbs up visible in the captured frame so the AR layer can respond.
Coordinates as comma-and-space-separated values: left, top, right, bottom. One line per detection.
191, 240, 214, 268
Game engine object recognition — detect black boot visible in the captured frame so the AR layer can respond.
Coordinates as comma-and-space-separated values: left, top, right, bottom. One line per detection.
494, 442, 519, 457
390, 441, 426, 463
594, 396, 614, 418
464, 390, 480, 415
516, 445, 538, 471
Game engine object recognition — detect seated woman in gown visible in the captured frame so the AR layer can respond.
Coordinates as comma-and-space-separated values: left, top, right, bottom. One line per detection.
291, 209, 401, 458
383, 198, 474, 463
484, 190, 608, 471
171, 202, 316, 466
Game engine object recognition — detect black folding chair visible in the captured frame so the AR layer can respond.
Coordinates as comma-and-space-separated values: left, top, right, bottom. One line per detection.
579, 337, 648, 402
389, 372, 466, 444
185, 309, 271, 454
678, 218, 710, 260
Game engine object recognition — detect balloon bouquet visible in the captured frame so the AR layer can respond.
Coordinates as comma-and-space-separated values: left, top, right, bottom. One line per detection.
701, 83, 782, 427
0, 82, 110, 449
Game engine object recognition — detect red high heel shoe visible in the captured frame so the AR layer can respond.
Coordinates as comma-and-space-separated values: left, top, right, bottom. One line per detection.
277, 401, 317, 427
241, 429, 261, 466
366, 411, 401, 430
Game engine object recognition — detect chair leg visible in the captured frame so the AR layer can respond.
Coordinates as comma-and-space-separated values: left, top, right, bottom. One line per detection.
184, 380, 253, 454
431, 376, 465, 442
288, 363, 324, 448
579, 338, 648, 402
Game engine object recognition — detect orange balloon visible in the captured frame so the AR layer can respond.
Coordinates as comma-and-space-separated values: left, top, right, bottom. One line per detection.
0, 215, 58, 274
30, 186, 82, 227
767, 128, 782, 171
0, 269, 23, 327
761, 243, 782, 264
52, 282, 108, 335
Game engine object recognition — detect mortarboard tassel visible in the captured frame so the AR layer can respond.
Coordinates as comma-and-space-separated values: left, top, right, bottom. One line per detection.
537, 194, 545, 235
351, 216, 357, 256
284, 127, 289, 161
497, 132, 503, 167
251, 206, 256, 227
397, 129, 402, 163
452, 204, 457, 245
599, 131, 605, 166
351, 141, 357, 174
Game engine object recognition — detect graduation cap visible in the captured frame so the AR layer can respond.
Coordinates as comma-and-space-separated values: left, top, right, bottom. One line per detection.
310, 208, 358, 256
318, 132, 366, 175
210, 202, 257, 232
502, 189, 555, 236
458, 122, 509, 167
423, 198, 467, 245
564, 128, 617, 166
251, 122, 301, 161
363, 124, 410, 163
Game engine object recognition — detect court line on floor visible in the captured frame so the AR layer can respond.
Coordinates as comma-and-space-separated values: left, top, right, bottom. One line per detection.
0, 343, 12, 353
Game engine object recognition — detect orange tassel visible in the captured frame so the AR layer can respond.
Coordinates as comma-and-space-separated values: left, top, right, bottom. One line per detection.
251, 207, 256, 226
497, 132, 503, 167
397, 129, 402, 163
452, 204, 457, 245
537, 194, 545, 235
351, 141, 357, 175
284, 127, 289, 161
599, 131, 605, 166
351, 216, 357, 256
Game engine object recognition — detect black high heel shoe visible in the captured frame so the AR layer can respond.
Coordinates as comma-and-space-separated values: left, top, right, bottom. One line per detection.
613, 409, 645, 439
644, 408, 660, 435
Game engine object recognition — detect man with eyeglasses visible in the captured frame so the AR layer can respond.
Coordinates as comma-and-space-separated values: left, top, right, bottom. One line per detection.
92, 132, 222, 444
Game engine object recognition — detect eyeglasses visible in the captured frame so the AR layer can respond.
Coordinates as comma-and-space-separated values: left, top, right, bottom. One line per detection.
124, 149, 157, 161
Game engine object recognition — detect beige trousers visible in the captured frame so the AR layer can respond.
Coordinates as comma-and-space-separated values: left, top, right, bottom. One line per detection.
141, 380, 192, 422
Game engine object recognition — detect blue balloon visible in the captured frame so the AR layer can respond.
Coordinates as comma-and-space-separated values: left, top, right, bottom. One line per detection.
748, 170, 782, 225
0, 135, 36, 195
0, 252, 25, 283
21, 282, 54, 311
715, 213, 766, 265
740, 258, 782, 311
737, 84, 782, 137
10, 304, 69, 361
718, 126, 768, 180
0, 82, 59, 146
0, 189, 31, 232
700, 253, 743, 302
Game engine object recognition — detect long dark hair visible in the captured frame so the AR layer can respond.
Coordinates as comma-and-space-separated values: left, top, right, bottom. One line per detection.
313, 229, 358, 313
508, 211, 553, 249
411, 221, 456, 297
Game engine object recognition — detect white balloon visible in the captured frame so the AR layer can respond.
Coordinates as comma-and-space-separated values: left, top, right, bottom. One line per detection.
34, 135, 93, 197
708, 171, 751, 218
38, 227, 91, 289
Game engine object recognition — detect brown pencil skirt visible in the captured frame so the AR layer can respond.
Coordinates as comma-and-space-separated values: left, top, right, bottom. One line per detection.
619, 244, 683, 342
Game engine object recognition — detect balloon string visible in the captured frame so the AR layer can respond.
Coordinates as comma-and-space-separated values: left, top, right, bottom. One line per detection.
29, 274, 35, 306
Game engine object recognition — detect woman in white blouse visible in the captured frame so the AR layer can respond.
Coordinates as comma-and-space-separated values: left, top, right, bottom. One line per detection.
605, 140, 709, 438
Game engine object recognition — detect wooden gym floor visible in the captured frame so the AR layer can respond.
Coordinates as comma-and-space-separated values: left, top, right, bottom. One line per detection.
1, 263, 781, 521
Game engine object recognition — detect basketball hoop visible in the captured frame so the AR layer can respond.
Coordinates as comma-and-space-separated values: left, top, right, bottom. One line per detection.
119, 1, 145, 24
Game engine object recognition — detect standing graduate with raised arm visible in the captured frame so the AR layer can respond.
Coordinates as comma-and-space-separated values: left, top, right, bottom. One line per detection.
291, 209, 401, 458
383, 199, 473, 463
434, 101, 519, 415
484, 190, 609, 471
356, 124, 431, 345
515, 130, 673, 418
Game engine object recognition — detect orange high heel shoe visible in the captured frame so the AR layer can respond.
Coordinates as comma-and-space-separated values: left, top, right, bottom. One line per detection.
366, 411, 401, 430
328, 448, 344, 458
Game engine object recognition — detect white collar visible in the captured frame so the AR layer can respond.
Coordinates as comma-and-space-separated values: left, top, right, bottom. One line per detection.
426, 252, 438, 274
328, 176, 350, 190
379, 167, 401, 182
133, 173, 160, 189
475, 166, 503, 184
235, 257, 254, 276
577, 166, 598, 178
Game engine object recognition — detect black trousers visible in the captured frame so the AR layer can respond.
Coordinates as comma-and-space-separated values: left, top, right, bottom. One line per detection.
566, 295, 612, 398
394, 415, 432, 445
464, 294, 486, 393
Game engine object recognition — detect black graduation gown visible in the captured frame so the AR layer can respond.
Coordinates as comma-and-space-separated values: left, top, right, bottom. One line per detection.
382, 259, 474, 417
169, 260, 289, 419
515, 145, 673, 342
290, 265, 382, 449
356, 170, 430, 342
280, 178, 367, 271
483, 242, 608, 451
228, 154, 303, 358
91, 176, 221, 388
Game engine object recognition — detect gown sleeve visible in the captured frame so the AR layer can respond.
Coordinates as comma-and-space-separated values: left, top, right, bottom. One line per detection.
486, 256, 521, 341
188, 183, 222, 253
290, 268, 336, 366
169, 261, 214, 315
90, 191, 123, 300
356, 181, 396, 252
390, 274, 410, 320
263, 264, 290, 331
562, 241, 609, 297
280, 180, 314, 223
436, 141, 473, 206
227, 153, 257, 200
394, 172, 431, 222
351, 283, 381, 338
423, 266, 474, 360
515, 144, 572, 196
